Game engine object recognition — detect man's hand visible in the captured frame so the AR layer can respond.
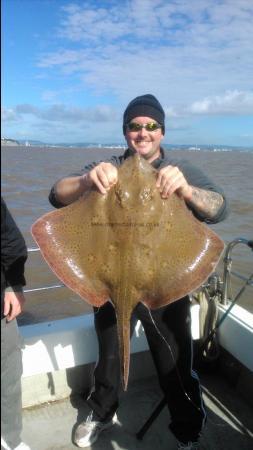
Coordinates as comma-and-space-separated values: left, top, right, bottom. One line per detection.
4, 290, 26, 322
156, 165, 193, 200
85, 162, 118, 194
156, 164, 224, 219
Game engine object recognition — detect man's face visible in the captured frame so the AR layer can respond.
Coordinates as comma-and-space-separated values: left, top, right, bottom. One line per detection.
125, 116, 164, 163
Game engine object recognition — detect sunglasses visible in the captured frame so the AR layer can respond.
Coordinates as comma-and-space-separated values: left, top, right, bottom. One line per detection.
126, 122, 162, 132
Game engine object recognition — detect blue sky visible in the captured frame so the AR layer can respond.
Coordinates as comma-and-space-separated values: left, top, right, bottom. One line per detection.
2, 0, 253, 146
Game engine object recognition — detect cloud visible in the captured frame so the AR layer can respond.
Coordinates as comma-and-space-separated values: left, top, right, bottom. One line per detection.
57, 0, 253, 46
36, 0, 253, 110
38, 49, 81, 68
2, 103, 124, 143
188, 90, 253, 115
1, 107, 20, 122
41, 90, 62, 102
4, 103, 119, 124
164, 107, 179, 118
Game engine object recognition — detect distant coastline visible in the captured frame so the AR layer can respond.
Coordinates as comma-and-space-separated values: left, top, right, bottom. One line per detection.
1, 137, 252, 152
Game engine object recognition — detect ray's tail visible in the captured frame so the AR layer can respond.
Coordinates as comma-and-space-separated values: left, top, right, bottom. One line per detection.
114, 303, 133, 391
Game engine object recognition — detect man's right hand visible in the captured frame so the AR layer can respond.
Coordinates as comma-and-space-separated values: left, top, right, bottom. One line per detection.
85, 162, 118, 194
4, 290, 26, 322
53, 162, 119, 206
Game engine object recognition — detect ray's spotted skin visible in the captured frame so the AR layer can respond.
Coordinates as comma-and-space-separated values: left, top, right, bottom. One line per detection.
31, 154, 224, 390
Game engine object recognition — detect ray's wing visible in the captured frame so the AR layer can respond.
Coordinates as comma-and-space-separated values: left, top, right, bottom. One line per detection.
31, 191, 116, 307
138, 192, 224, 309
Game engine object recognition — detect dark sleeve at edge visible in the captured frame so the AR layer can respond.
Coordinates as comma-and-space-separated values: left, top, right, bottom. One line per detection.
1, 197, 28, 287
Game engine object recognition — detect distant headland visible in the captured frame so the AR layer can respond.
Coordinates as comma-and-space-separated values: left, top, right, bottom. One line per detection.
1, 137, 20, 146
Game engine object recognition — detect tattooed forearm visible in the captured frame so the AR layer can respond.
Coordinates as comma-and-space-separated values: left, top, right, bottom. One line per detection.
186, 187, 224, 219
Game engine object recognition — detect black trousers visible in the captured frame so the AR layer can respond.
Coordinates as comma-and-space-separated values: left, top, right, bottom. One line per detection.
87, 297, 206, 443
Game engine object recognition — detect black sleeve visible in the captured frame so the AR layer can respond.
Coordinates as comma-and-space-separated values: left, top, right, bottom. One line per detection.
1, 197, 28, 288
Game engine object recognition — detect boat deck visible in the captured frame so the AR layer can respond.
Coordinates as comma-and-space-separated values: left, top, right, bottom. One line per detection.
21, 370, 253, 450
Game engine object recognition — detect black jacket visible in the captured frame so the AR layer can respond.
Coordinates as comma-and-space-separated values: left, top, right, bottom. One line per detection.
49, 148, 229, 224
1, 197, 28, 318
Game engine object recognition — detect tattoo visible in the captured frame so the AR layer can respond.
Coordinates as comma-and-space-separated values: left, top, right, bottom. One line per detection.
187, 187, 224, 219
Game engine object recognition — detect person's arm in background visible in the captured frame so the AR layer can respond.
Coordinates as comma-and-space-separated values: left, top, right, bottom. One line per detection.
1, 197, 28, 321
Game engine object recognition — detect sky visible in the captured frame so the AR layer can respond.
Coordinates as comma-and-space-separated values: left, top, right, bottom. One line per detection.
1, 0, 253, 146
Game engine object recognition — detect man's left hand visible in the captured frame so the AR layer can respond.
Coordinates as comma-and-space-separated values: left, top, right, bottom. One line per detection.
156, 165, 193, 200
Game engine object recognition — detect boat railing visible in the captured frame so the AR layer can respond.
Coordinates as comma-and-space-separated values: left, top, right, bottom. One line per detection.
221, 237, 253, 305
24, 247, 64, 293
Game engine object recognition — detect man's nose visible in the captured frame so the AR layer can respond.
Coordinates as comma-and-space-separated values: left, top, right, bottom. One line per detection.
138, 126, 148, 136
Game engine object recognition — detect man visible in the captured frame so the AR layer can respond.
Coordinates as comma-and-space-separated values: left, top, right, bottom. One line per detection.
1, 197, 31, 450
49, 94, 228, 449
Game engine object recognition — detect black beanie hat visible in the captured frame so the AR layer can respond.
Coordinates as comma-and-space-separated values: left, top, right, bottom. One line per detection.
123, 94, 165, 135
